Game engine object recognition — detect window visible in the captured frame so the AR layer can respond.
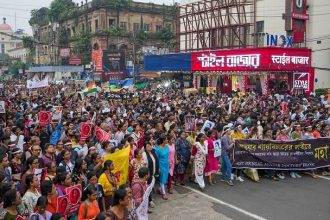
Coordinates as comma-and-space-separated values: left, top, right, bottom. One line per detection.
1, 44, 4, 54
120, 22, 127, 31
143, 24, 150, 32
256, 21, 264, 33
156, 25, 162, 31
88, 22, 92, 31
81, 23, 85, 31
109, 19, 115, 27
95, 20, 99, 31
133, 23, 140, 32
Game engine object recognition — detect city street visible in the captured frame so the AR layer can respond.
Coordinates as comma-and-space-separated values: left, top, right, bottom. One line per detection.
151, 174, 330, 220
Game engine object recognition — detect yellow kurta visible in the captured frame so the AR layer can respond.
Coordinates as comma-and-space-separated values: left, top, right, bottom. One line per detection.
98, 173, 115, 197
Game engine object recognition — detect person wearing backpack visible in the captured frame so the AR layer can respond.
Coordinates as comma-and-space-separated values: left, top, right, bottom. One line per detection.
78, 185, 100, 220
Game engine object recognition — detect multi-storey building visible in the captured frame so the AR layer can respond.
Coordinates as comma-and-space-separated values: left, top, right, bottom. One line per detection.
176, 0, 330, 90
0, 18, 29, 63
30, 1, 176, 67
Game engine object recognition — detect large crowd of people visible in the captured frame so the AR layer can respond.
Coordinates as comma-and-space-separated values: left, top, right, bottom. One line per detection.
0, 80, 329, 220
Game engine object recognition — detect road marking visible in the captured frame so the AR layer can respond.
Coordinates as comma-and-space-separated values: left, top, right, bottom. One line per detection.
316, 175, 330, 181
183, 186, 268, 220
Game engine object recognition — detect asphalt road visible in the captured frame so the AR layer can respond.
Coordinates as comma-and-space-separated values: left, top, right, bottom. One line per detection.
184, 173, 330, 220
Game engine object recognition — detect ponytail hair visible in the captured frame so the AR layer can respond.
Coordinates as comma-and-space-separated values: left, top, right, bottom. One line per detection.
81, 185, 97, 201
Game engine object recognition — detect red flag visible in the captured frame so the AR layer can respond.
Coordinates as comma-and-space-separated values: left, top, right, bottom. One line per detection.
39, 111, 51, 126
95, 126, 110, 143
81, 122, 93, 141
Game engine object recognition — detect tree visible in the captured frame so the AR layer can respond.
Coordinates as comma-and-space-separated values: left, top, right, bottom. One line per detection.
29, 7, 50, 26
158, 26, 176, 49
22, 36, 35, 50
72, 31, 92, 64
49, 0, 75, 22
0, 54, 10, 66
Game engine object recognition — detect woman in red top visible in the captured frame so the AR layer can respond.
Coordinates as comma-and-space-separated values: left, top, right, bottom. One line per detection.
204, 130, 219, 185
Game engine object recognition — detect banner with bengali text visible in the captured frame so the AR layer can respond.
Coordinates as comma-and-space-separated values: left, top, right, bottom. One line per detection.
233, 138, 330, 170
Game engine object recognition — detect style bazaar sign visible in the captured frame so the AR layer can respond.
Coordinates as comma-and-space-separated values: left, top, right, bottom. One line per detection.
191, 48, 311, 71
293, 72, 309, 90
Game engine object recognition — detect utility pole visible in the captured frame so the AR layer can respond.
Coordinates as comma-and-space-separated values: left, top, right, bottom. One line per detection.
132, 31, 136, 84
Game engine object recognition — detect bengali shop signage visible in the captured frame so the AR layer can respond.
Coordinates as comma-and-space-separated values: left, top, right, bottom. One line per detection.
191, 48, 311, 71
233, 138, 330, 170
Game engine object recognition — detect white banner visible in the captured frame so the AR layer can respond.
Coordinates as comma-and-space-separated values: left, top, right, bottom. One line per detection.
27, 78, 49, 89
136, 177, 155, 220
0, 101, 5, 113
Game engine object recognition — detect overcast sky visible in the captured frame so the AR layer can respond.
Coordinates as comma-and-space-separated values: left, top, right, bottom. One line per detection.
0, 0, 178, 35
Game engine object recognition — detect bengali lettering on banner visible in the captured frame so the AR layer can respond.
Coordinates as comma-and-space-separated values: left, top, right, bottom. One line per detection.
191, 47, 311, 71
233, 138, 330, 170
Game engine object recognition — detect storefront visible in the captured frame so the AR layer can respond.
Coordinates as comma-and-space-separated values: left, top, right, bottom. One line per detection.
191, 47, 313, 95
143, 47, 313, 95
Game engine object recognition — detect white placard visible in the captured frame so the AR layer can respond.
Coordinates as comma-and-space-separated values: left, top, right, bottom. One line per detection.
213, 139, 222, 158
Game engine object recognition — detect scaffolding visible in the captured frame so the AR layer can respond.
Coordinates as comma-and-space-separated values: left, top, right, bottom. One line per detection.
177, 0, 256, 52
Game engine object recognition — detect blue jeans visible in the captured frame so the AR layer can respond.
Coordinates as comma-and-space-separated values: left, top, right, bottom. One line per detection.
222, 155, 232, 181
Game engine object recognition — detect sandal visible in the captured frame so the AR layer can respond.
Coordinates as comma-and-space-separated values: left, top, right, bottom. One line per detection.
162, 194, 168, 200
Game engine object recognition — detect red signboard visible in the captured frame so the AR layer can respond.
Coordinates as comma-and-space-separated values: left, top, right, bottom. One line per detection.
191, 47, 311, 71
92, 50, 103, 72
69, 56, 81, 65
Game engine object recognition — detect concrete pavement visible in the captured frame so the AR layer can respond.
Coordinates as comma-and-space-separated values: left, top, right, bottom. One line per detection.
149, 173, 330, 220
149, 186, 233, 220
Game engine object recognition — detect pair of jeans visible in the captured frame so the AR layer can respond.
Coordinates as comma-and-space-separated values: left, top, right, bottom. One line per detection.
221, 155, 232, 181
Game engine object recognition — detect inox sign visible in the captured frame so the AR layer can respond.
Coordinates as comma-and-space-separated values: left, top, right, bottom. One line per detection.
266, 33, 293, 47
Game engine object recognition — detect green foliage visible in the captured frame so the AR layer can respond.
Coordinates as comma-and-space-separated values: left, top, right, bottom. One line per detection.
22, 36, 35, 50
315, 88, 330, 96
9, 61, 26, 75
0, 54, 10, 65
72, 31, 92, 64
58, 27, 69, 47
157, 26, 176, 49
29, 7, 50, 27
49, 0, 76, 22
135, 30, 147, 46
108, 26, 122, 35
91, 0, 131, 9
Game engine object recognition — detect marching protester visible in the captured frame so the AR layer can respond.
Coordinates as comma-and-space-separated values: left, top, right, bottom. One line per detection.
193, 133, 208, 191
0, 79, 329, 220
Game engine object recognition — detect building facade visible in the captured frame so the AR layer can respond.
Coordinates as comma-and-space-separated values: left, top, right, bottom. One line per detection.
30, 1, 176, 66
177, 0, 330, 90
0, 18, 29, 63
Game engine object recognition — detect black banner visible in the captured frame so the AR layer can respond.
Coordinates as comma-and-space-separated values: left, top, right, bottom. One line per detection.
233, 138, 330, 170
